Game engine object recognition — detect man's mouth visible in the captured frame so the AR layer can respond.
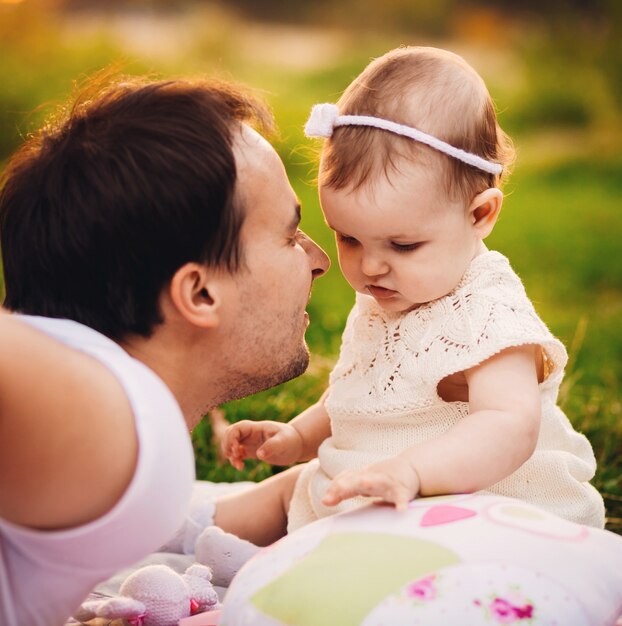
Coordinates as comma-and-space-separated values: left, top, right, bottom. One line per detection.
367, 285, 398, 299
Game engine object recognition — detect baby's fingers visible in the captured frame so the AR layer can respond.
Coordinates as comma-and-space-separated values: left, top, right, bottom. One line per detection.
256, 430, 292, 463
322, 472, 375, 506
221, 421, 259, 463
387, 484, 413, 511
321, 483, 349, 507
256, 434, 282, 461
323, 472, 412, 510
226, 442, 246, 471
220, 425, 243, 458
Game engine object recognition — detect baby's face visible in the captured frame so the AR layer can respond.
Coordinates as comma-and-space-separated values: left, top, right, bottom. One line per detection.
320, 161, 481, 312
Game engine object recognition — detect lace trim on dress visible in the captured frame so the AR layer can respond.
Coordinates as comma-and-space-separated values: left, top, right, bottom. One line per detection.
328, 251, 567, 416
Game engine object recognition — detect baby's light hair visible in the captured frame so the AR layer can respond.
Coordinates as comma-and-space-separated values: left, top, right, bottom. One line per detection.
320, 46, 515, 203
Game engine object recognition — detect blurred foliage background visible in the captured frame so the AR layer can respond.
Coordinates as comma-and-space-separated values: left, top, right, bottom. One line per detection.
1, 0, 620, 531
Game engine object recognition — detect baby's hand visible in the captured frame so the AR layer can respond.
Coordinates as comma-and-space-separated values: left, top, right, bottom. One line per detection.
322, 455, 420, 511
221, 420, 303, 470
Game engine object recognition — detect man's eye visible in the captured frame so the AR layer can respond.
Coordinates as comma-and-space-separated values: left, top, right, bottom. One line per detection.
289, 229, 303, 246
391, 242, 421, 252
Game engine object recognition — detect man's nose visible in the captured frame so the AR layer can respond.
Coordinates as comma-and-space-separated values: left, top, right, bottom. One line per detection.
360, 251, 389, 277
300, 232, 330, 278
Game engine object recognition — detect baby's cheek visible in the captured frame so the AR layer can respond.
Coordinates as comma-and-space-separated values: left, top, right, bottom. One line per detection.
426, 263, 461, 296
338, 261, 360, 290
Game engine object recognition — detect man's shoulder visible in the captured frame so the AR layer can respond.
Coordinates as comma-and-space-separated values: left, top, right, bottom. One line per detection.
15, 314, 178, 413
15, 314, 126, 358
1, 312, 193, 568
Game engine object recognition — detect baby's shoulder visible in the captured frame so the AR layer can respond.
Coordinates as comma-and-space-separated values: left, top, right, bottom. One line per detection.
394, 251, 531, 332
399, 251, 566, 382
454, 250, 527, 302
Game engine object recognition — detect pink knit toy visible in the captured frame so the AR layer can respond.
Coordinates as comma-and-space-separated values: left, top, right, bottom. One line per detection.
74, 564, 219, 626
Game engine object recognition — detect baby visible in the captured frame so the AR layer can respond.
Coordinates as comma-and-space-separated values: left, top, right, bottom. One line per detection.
180, 47, 605, 577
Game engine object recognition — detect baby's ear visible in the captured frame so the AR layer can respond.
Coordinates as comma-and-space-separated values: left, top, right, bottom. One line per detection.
469, 188, 503, 239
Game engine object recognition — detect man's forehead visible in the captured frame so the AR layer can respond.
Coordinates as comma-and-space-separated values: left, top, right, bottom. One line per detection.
233, 124, 277, 167
233, 124, 299, 231
233, 124, 283, 205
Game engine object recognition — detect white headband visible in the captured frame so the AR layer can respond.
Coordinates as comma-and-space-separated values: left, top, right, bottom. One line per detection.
304, 103, 502, 176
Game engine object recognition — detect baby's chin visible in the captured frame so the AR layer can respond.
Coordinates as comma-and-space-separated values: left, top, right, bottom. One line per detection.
358, 289, 422, 313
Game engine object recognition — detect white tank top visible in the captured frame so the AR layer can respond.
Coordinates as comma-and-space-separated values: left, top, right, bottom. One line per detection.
0, 315, 195, 626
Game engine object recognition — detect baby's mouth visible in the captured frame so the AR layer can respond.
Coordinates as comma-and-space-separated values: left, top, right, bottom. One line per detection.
366, 285, 398, 299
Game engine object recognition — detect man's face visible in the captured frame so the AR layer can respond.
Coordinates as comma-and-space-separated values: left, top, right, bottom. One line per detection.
216, 126, 329, 400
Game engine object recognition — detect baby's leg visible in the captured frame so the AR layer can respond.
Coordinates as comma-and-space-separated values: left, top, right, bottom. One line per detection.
160, 465, 302, 585
192, 465, 303, 585
214, 463, 303, 546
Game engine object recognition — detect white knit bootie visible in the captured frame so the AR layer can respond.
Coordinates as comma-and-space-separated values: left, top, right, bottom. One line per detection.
195, 526, 260, 586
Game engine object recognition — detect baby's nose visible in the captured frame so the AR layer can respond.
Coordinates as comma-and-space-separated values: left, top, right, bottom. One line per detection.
361, 252, 389, 277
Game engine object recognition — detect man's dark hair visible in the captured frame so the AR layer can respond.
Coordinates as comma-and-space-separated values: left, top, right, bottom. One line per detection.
0, 76, 272, 340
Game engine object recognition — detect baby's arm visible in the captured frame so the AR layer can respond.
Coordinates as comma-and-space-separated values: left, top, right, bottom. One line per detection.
323, 345, 541, 509
222, 388, 331, 469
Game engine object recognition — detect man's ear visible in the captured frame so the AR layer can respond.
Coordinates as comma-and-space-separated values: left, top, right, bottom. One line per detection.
168, 263, 224, 329
469, 187, 503, 239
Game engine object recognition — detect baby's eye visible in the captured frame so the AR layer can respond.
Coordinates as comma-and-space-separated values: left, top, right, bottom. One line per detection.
337, 233, 359, 246
391, 241, 421, 253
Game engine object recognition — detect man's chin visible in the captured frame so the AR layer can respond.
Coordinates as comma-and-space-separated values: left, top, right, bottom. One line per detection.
280, 345, 310, 383
268, 345, 310, 388
224, 345, 310, 402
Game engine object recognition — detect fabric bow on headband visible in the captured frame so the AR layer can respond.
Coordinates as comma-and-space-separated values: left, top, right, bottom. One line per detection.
304, 103, 503, 176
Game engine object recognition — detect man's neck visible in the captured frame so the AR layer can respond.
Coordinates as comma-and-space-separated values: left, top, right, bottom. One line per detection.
119, 331, 216, 431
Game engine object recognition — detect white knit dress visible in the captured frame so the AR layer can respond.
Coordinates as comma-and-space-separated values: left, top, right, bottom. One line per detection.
288, 251, 605, 532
